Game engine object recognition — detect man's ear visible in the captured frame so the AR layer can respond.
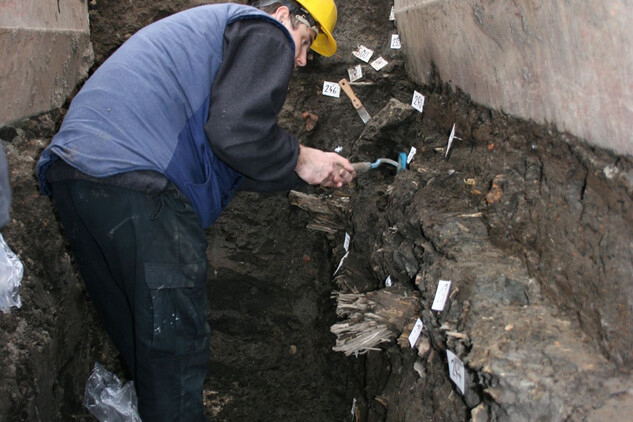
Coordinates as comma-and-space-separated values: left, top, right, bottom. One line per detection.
271, 5, 290, 21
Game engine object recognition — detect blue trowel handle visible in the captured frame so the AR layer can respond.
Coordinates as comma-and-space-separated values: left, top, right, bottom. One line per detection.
397, 152, 408, 173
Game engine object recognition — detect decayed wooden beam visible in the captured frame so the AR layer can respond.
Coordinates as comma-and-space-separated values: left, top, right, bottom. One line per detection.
306, 222, 340, 234
288, 190, 346, 233
307, 213, 344, 233
331, 286, 419, 356
288, 190, 334, 214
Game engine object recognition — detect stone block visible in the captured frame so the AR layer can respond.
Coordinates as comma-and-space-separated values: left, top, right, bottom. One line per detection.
0, 0, 93, 126
394, 0, 633, 156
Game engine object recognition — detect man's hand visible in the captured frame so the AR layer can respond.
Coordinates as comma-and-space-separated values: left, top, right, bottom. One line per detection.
295, 145, 356, 188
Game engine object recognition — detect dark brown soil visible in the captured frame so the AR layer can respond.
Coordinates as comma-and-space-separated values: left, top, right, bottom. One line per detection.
1, 0, 632, 421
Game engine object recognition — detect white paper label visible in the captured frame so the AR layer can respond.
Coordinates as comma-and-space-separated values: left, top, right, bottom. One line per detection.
344, 232, 351, 252
408, 318, 424, 347
447, 350, 466, 394
370, 56, 388, 71
407, 147, 417, 164
391, 34, 402, 49
385, 275, 392, 287
412, 90, 425, 113
446, 123, 456, 157
352, 45, 374, 63
322, 81, 341, 98
431, 280, 451, 311
348, 64, 363, 82
389, 6, 395, 21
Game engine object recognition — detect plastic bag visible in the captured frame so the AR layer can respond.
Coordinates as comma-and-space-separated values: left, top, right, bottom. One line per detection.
0, 233, 23, 313
83, 362, 142, 422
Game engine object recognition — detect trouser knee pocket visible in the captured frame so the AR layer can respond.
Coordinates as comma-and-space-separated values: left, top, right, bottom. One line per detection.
144, 262, 209, 355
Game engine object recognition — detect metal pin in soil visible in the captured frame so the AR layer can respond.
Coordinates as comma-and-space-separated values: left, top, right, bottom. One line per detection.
446, 123, 462, 158
352, 152, 408, 174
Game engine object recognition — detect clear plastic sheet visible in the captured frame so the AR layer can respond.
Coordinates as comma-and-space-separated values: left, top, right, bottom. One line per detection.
0, 233, 23, 313
83, 362, 141, 422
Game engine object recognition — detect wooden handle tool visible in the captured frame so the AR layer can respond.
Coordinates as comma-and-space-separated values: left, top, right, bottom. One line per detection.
339, 78, 371, 123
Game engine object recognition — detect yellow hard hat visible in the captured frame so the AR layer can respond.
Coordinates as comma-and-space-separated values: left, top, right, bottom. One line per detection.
295, 0, 338, 57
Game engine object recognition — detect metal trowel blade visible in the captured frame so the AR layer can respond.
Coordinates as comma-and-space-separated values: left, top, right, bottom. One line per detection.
357, 107, 371, 124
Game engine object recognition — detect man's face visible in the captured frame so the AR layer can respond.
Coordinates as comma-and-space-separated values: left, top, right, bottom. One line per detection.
284, 19, 316, 68
273, 7, 317, 68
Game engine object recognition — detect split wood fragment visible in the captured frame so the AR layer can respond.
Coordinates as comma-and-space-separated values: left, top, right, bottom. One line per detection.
331, 286, 419, 356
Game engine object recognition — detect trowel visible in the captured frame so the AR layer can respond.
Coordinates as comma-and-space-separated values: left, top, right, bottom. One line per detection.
339, 78, 371, 124
352, 152, 408, 174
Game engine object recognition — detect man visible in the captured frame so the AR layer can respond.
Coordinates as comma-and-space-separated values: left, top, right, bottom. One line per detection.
36, 1, 355, 419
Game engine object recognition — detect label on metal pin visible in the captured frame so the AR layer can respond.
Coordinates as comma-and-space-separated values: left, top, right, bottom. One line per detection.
447, 350, 466, 394
408, 318, 424, 347
407, 147, 417, 164
431, 280, 451, 311
391, 34, 401, 49
333, 251, 349, 275
334, 233, 351, 275
322, 81, 340, 98
370, 57, 388, 71
348, 64, 363, 82
352, 45, 374, 63
412, 91, 425, 113
446, 124, 457, 157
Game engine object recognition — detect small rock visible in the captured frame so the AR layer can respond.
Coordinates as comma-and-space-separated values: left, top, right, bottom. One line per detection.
413, 358, 425, 378
486, 174, 504, 204
416, 336, 431, 358
302, 111, 319, 132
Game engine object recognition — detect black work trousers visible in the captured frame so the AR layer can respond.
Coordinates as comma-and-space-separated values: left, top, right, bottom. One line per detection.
52, 179, 210, 421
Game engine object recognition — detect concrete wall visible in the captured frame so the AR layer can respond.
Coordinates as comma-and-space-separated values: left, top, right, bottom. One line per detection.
394, 0, 633, 157
0, 0, 93, 126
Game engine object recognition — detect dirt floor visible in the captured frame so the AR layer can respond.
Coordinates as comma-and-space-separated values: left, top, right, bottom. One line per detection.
2, 0, 633, 421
